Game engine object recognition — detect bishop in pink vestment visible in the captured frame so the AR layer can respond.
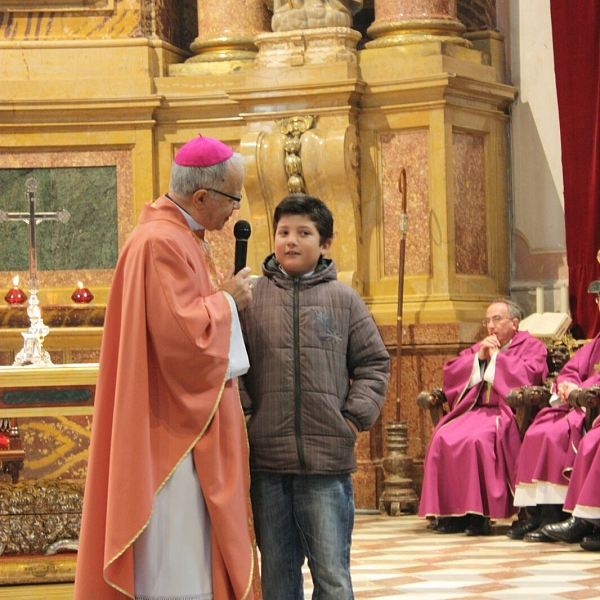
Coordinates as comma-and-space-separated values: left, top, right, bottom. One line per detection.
74, 137, 261, 599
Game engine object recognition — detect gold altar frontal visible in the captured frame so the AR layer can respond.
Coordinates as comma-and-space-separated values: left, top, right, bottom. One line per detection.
0, 363, 97, 594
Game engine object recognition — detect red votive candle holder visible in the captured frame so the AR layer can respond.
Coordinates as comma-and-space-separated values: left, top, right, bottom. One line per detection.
4, 276, 27, 305
72, 282, 94, 304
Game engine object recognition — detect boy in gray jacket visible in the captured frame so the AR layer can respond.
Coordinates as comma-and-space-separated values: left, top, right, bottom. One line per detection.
239, 193, 390, 600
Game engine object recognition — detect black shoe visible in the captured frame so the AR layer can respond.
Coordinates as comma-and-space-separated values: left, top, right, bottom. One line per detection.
465, 514, 491, 536
523, 525, 555, 544
506, 517, 541, 540
429, 517, 448, 531
580, 530, 600, 551
523, 527, 556, 543
434, 515, 469, 534
542, 516, 595, 544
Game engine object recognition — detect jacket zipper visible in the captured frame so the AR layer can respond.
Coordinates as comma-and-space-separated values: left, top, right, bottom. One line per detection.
293, 276, 306, 469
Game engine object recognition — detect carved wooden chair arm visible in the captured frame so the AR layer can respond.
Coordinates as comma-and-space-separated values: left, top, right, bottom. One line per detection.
416, 388, 448, 426
506, 383, 553, 440
506, 388, 524, 409
568, 386, 600, 431
416, 387, 446, 408
568, 385, 600, 409
523, 385, 552, 407
507, 384, 552, 409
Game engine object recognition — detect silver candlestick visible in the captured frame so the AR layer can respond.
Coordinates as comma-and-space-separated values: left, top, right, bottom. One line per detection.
13, 281, 52, 366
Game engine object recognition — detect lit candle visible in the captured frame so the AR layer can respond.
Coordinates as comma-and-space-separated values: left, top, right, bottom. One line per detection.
71, 281, 94, 304
4, 275, 27, 305
536, 286, 544, 314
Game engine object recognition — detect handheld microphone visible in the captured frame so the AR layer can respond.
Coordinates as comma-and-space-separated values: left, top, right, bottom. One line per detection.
233, 219, 252, 274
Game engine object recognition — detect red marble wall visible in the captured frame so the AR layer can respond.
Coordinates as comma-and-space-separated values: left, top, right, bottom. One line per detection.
381, 131, 431, 277
453, 132, 487, 276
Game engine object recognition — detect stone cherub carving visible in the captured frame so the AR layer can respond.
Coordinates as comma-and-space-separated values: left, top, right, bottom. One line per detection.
265, 0, 363, 32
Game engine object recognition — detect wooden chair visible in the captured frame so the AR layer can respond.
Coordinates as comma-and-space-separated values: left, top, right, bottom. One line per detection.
0, 418, 25, 483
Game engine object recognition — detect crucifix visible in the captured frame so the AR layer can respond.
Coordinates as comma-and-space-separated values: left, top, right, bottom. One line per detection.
0, 177, 70, 366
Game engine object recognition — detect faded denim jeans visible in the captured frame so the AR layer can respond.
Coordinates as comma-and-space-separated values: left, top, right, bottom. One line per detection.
250, 471, 355, 600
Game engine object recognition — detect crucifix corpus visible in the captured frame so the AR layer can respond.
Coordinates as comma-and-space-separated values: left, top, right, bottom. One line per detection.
0, 177, 70, 366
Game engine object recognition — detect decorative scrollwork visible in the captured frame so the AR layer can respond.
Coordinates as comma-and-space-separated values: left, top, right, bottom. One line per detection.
279, 115, 318, 193
0, 480, 84, 556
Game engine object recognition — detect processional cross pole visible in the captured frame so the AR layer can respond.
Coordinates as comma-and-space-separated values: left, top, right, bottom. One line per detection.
396, 168, 408, 421
378, 167, 419, 516
0, 178, 70, 366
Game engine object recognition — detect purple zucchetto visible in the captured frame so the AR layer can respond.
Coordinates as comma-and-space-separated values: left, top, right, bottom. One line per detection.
174, 135, 234, 167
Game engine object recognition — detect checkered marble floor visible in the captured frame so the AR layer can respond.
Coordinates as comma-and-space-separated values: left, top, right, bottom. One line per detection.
303, 513, 600, 599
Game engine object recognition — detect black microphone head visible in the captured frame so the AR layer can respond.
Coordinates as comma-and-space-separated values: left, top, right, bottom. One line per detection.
234, 219, 252, 241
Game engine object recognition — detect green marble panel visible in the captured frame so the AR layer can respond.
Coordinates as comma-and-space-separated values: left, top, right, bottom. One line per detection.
0, 389, 93, 406
0, 167, 118, 271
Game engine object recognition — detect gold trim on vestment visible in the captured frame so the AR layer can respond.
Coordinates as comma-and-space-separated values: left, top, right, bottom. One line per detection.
103, 367, 228, 599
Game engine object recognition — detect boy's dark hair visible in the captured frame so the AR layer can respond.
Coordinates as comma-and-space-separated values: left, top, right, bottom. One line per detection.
273, 193, 334, 245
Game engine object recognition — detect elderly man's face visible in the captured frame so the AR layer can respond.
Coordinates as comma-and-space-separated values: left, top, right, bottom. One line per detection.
484, 302, 518, 347
193, 161, 244, 231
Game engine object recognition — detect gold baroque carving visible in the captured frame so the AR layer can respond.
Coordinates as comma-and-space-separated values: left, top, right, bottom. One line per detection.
279, 115, 318, 193
0, 480, 83, 556
0, 0, 114, 12
0, 553, 76, 584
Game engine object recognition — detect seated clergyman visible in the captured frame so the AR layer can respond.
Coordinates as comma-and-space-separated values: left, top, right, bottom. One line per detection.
418, 299, 548, 536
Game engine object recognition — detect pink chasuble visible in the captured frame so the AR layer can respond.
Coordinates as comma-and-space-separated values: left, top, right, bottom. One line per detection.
74, 197, 261, 600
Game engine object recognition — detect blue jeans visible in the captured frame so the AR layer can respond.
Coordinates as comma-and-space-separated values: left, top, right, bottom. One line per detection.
250, 471, 355, 600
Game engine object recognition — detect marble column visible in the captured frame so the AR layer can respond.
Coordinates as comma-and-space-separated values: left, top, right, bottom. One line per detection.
366, 0, 470, 48
185, 0, 271, 68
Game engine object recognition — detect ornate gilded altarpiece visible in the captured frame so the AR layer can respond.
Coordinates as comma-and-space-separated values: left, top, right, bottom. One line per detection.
0, 365, 96, 587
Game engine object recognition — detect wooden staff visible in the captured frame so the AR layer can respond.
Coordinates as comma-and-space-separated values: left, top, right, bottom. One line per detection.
396, 168, 408, 422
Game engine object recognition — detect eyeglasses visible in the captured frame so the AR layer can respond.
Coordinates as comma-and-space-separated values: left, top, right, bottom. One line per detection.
205, 188, 242, 207
482, 315, 506, 326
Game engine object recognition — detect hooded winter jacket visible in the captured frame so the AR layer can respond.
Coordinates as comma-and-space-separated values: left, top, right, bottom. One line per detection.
239, 254, 390, 474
